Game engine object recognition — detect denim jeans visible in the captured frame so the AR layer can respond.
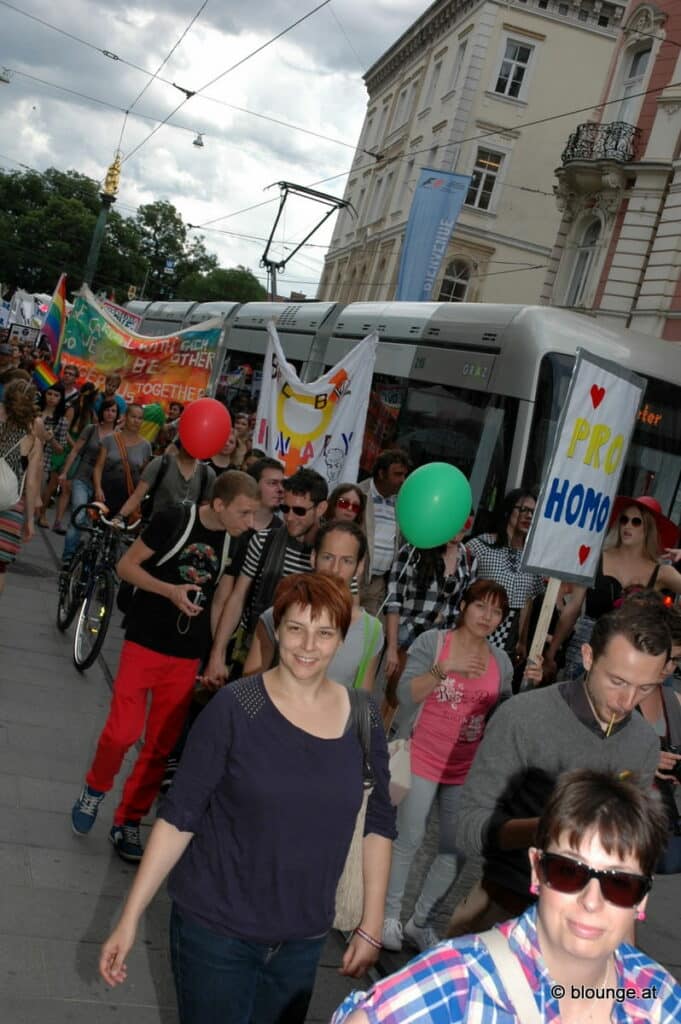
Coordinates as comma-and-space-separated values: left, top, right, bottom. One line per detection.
62, 478, 93, 562
169, 904, 327, 1024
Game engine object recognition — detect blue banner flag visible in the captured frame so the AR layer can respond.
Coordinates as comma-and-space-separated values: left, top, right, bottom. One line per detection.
395, 168, 471, 301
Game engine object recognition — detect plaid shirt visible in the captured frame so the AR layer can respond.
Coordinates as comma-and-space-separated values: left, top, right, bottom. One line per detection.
466, 534, 545, 651
42, 414, 69, 475
384, 544, 477, 647
332, 905, 681, 1023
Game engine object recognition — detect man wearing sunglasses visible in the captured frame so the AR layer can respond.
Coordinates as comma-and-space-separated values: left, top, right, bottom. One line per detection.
449, 601, 669, 936
204, 467, 327, 685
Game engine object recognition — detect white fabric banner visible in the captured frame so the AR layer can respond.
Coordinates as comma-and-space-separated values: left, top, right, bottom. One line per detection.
254, 323, 378, 486
521, 350, 645, 585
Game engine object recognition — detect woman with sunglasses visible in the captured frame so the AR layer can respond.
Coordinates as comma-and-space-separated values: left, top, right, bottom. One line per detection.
327, 484, 366, 528
545, 496, 681, 683
333, 768, 681, 1023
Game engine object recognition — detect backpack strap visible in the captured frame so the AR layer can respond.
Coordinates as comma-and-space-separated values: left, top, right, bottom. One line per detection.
353, 613, 381, 690
145, 454, 170, 511
198, 462, 210, 503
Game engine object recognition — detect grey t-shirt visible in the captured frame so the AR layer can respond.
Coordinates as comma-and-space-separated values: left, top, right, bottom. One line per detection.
141, 456, 215, 513
260, 607, 384, 689
100, 434, 152, 511
73, 424, 103, 482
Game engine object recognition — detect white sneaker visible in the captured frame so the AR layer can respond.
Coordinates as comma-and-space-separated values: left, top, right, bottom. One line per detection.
404, 917, 440, 952
381, 917, 403, 951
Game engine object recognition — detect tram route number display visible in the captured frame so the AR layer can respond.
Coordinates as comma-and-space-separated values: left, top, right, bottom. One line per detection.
521, 350, 645, 587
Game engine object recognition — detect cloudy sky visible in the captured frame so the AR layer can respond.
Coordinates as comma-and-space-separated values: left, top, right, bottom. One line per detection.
0, 0, 425, 296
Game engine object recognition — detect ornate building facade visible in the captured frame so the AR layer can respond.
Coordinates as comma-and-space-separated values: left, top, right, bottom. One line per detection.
542, 1, 681, 339
318, 0, 626, 305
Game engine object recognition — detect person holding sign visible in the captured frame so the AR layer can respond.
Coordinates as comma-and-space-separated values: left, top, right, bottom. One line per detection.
544, 496, 681, 682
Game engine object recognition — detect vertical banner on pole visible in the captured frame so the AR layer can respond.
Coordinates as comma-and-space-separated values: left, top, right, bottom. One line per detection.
395, 168, 471, 301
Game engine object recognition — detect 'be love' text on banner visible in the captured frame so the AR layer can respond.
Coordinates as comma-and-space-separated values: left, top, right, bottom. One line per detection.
255, 323, 378, 486
521, 350, 645, 585
60, 286, 222, 411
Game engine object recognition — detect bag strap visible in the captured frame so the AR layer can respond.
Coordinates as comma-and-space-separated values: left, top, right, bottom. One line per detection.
479, 929, 542, 1024
198, 462, 210, 502
353, 613, 381, 690
156, 505, 196, 566
348, 689, 374, 788
114, 433, 136, 497
218, 532, 232, 576
145, 454, 170, 509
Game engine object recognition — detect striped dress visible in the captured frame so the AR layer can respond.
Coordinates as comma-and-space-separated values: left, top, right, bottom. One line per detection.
0, 422, 27, 567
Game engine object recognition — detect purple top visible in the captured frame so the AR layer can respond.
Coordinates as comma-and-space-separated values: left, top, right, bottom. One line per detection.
159, 674, 396, 943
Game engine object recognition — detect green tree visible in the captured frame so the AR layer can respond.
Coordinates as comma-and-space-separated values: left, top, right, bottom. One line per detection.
135, 201, 217, 299
176, 265, 266, 302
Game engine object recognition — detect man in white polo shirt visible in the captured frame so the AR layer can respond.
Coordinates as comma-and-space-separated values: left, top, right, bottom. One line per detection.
358, 449, 410, 616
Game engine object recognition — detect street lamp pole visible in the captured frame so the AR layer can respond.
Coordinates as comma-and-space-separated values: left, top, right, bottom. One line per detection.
83, 154, 121, 289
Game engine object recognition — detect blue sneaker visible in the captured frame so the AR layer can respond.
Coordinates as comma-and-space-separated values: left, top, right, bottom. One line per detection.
109, 821, 144, 863
71, 785, 105, 835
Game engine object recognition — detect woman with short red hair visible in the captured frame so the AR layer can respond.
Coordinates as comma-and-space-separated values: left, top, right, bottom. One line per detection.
99, 571, 396, 1024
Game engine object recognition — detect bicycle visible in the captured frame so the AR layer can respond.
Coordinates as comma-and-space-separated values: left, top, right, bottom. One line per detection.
56, 504, 136, 671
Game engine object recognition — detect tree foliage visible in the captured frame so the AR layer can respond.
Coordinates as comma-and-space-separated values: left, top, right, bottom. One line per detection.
0, 167, 258, 305
176, 266, 266, 303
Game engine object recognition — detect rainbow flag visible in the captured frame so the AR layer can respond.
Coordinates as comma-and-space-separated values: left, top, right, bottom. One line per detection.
42, 272, 67, 363
32, 359, 59, 392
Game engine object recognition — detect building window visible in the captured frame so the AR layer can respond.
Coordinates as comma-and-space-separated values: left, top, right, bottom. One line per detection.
427, 145, 439, 169
381, 171, 394, 217
465, 149, 504, 210
538, 0, 548, 7
598, 14, 610, 26
368, 176, 384, 222
617, 46, 652, 123
399, 159, 415, 210
558, 3, 569, 15
494, 40, 533, 99
438, 260, 471, 302
424, 60, 442, 108
448, 39, 468, 92
565, 219, 601, 307
578, 7, 589, 22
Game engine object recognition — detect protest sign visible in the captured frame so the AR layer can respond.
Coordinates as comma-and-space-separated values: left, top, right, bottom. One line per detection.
521, 350, 645, 585
8, 324, 40, 346
101, 299, 143, 331
255, 323, 378, 485
520, 350, 645, 680
60, 286, 222, 412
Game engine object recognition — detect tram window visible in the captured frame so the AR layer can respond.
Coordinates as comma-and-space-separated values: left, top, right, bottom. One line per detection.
523, 353, 574, 492
360, 374, 517, 520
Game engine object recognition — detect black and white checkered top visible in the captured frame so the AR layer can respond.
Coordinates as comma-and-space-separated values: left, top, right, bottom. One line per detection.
465, 533, 545, 652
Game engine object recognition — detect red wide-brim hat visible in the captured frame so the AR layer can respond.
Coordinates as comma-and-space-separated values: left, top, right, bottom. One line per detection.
609, 495, 679, 551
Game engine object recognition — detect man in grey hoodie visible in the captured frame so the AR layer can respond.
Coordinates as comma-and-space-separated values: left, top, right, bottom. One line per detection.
450, 601, 668, 935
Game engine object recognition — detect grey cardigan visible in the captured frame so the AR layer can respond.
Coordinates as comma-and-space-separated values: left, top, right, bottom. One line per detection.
394, 627, 513, 739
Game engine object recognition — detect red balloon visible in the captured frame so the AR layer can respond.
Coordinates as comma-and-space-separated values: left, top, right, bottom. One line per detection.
178, 399, 232, 459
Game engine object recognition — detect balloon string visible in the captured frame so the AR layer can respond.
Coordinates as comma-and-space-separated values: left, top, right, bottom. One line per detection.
375, 544, 417, 618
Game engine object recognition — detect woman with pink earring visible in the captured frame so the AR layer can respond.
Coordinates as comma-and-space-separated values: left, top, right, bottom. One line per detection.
333, 769, 681, 1024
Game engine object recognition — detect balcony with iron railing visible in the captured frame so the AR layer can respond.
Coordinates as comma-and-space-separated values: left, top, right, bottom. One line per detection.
556, 120, 640, 200
561, 121, 641, 165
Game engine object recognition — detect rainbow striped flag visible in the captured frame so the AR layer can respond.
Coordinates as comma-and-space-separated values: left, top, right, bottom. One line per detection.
32, 359, 59, 392
42, 272, 67, 362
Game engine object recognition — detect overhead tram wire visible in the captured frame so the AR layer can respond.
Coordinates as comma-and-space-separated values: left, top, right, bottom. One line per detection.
0, 2, 371, 161
120, 0, 334, 167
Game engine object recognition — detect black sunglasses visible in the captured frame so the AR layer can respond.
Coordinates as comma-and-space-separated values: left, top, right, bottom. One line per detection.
280, 503, 313, 517
537, 851, 651, 909
619, 514, 643, 527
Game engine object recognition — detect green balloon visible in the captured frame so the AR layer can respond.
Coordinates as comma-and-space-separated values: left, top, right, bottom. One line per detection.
396, 462, 472, 549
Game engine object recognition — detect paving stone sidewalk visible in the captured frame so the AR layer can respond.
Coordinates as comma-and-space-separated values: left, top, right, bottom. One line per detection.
0, 531, 679, 1024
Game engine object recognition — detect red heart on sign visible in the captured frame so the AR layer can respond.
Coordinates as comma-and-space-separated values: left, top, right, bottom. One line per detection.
579, 545, 591, 565
590, 385, 605, 408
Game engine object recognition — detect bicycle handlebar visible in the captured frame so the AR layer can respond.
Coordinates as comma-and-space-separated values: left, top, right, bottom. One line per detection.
70, 504, 140, 534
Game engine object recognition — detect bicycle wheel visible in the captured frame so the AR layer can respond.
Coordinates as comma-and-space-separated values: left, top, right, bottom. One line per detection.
73, 570, 114, 671
56, 549, 87, 632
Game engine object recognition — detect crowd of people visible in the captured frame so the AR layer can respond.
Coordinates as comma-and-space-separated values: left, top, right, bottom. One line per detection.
2, 349, 681, 1022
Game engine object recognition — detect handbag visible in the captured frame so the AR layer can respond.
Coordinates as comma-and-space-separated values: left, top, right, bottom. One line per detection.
114, 433, 142, 520
479, 928, 542, 1024
387, 630, 450, 806
0, 436, 23, 512
334, 689, 374, 932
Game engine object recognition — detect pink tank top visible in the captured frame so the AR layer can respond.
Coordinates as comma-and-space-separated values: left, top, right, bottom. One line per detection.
410, 632, 501, 785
